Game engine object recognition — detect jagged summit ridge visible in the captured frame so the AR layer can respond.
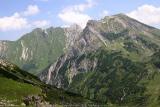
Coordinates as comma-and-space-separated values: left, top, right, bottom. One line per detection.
86, 13, 156, 35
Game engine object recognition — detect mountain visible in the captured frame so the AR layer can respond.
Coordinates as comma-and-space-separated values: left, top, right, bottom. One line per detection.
0, 25, 82, 75
39, 14, 160, 106
0, 59, 91, 106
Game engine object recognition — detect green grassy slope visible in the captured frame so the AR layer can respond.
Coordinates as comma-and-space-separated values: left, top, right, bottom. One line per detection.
2, 27, 66, 75
58, 49, 160, 107
0, 59, 91, 106
39, 14, 160, 107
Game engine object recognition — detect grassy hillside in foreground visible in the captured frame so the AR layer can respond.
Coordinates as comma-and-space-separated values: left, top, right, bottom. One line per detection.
0, 59, 91, 106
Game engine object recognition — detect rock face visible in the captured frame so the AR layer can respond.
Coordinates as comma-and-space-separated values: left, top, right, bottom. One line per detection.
39, 14, 160, 105
0, 26, 82, 75
0, 41, 8, 58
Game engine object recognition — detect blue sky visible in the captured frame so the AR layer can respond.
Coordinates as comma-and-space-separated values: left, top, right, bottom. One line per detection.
0, 0, 160, 40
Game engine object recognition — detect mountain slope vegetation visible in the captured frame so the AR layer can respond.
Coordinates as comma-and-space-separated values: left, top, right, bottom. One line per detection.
39, 14, 160, 107
0, 59, 91, 106
0, 13, 160, 106
0, 25, 81, 75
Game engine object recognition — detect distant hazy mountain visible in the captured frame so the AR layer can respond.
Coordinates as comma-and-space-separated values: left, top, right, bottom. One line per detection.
39, 14, 160, 106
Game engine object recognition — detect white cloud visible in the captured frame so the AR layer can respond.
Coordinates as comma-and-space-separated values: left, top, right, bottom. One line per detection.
0, 5, 50, 31
127, 4, 160, 25
58, 11, 91, 28
101, 10, 109, 17
23, 5, 40, 16
58, 0, 95, 28
32, 20, 50, 28
70, 0, 95, 12
0, 13, 28, 31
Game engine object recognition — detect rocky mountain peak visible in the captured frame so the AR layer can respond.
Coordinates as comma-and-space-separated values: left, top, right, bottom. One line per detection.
81, 14, 158, 43
32, 28, 43, 33
64, 24, 82, 50
68, 24, 82, 31
101, 13, 155, 33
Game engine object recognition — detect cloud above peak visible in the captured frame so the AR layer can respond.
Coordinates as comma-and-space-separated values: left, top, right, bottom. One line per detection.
68, 0, 95, 12
23, 5, 40, 16
0, 13, 28, 31
32, 20, 50, 28
101, 10, 109, 17
0, 4, 49, 32
58, 0, 96, 28
127, 4, 160, 25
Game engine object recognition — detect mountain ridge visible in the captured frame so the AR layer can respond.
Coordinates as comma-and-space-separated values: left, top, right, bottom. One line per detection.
0, 13, 160, 106
39, 14, 160, 106
0, 14, 160, 75
0, 25, 82, 74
